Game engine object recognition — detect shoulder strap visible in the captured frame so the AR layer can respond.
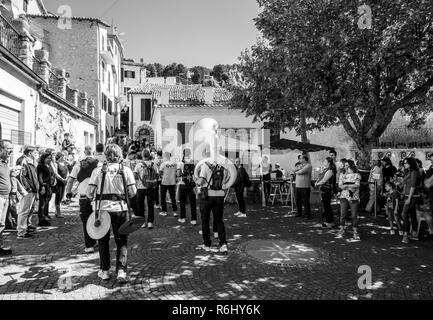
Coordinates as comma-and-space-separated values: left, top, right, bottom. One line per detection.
119, 161, 132, 212
95, 161, 108, 219
204, 162, 219, 188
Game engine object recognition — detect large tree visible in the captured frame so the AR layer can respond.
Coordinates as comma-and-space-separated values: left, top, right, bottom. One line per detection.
231, 0, 433, 168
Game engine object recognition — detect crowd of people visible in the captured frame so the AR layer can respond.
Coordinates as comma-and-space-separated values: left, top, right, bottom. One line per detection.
1, 135, 432, 281
0, 137, 252, 283
312, 151, 433, 243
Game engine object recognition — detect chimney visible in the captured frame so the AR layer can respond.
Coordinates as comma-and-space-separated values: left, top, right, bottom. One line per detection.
80, 91, 88, 111
54, 68, 67, 99
34, 49, 51, 83
203, 87, 215, 105
140, 58, 144, 64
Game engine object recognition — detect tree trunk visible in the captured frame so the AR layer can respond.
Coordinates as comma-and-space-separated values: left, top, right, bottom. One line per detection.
300, 112, 309, 143
356, 142, 374, 213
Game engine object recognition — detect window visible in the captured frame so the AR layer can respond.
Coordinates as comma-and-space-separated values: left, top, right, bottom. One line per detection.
177, 122, 193, 146
140, 99, 152, 121
121, 68, 124, 82
23, 0, 29, 13
101, 35, 105, 51
124, 70, 136, 79
90, 133, 94, 147
102, 93, 108, 111
108, 99, 112, 115
108, 72, 111, 92
101, 61, 105, 82
84, 131, 89, 146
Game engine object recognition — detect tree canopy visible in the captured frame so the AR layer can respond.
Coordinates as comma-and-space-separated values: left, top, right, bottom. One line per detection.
230, 0, 433, 167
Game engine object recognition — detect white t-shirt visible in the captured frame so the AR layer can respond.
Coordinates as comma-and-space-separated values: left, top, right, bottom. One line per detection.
87, 163, 136, 212
134, 160, 159, 190
160, 160, 177, 186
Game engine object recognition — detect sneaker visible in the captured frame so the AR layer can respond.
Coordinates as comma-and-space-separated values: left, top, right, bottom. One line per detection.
234, 212, 242, 216
85, 247, 95, 254
352, 233, 361, 241
390, 230, 396, 235
201, 245, 214, 252
191, 220, 197, 226
214, 232, 219, 239
399, 231, 404, 236
173, 212, 179, 217
141, 223, 147, 229
178, 218, 186, 224
155, 205, 161, 210
402, 235, 409, 244
55, 215, 65, 219
148, 223, 154, 229
409, 234, 419, 241
336, 227, 345, 239
219, 244, 228, 255
38, 220, 51, 227
237, 213, 247, 218
159, 212, 167, 217
322, 222, 336, 229
117, 270, 129, 283
98, 270, 110, 281
17, 233, 34, 240
0, 247, 12, 256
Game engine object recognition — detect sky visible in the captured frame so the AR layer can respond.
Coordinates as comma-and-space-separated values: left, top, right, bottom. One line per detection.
43, 0, 261, 68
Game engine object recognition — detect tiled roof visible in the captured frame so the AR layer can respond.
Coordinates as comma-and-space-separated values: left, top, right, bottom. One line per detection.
25, 14, 111, 27
129, 83, 232, 104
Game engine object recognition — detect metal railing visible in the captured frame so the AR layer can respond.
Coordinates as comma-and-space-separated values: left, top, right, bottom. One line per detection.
0, 14, 20, 56
375, 127, 433, 149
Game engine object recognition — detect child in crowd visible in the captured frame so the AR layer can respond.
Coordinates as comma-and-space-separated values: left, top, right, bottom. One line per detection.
384, 182, 402, 235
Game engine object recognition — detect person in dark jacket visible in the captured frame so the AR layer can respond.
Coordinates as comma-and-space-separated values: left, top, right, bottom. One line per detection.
233, 158, 250, 218
16, 146, 39, 238
381, 157, 397, 187
425, 153, 433, 217
37, 152, 56, 227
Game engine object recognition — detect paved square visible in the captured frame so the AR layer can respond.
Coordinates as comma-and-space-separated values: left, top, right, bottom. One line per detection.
1, 202, 432, 300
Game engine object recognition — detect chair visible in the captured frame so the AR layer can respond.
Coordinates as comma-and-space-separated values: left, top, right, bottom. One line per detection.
268, 182, 282, 205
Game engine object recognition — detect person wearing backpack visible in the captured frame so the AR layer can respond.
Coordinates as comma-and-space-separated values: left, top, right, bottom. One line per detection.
159, 152, 178, 217
65, 146, 100, 253
86, 144, 137, 283
233, 158, 251, 218
197, 157, 236, 255
134, 149, 159, 229
315, 157, 337, 228
177, 149, 197, 225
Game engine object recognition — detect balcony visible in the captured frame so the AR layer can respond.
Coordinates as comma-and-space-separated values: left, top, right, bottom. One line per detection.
0, 14, 20, 57
374, 127, 433, 149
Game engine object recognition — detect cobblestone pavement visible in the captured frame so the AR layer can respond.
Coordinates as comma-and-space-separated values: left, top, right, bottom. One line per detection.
0, 200, 432, 300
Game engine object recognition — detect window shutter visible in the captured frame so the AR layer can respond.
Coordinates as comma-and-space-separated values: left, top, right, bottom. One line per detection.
141, 99, 146, 121
144, 99, 152, 121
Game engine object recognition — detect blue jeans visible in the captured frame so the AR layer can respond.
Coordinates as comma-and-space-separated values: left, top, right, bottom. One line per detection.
340, 198, 359, 229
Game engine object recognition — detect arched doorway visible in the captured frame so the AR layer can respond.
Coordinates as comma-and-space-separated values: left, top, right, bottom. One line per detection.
134, 124, 155, 145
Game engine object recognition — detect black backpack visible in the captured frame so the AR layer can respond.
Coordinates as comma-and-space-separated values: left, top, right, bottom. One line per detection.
77, 158, 99, 183
207, 163, 225, 191
182, 163, 196, 187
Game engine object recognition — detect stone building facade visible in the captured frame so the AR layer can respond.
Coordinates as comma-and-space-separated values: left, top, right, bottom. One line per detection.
25, 13, 123, 143
0, 8, 97, 163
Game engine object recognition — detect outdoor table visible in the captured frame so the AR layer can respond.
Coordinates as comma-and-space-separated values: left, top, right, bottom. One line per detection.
250, 178, 295, 211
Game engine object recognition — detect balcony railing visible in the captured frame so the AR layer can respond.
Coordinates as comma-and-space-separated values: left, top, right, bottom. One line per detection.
374, 127, 433, 149
0, 14, 20, 56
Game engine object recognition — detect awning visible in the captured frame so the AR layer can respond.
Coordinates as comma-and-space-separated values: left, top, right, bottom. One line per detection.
266, 138, 335, 153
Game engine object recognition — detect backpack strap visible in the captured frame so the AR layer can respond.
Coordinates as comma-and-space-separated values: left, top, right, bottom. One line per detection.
95, 161, 108, 221
119, 161, 133, 215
